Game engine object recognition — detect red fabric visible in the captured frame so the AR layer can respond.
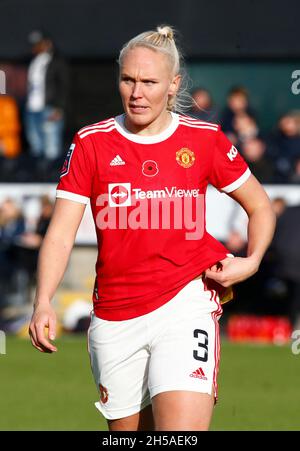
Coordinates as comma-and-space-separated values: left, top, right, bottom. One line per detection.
208, 127, 249, 191
57, 114, 249, 320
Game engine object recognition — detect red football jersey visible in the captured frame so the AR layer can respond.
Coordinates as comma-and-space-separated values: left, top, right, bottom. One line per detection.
56, 113, 251, 320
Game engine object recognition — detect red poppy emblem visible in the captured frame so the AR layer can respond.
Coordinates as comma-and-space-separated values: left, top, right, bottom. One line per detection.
142, 160, 159, 177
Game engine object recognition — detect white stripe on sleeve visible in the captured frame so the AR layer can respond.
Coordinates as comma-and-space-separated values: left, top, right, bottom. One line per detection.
56, 190, 90, 204
221, 168, 251, 193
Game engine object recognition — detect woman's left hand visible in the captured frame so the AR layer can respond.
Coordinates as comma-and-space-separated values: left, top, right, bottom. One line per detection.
204, 256, 260, 287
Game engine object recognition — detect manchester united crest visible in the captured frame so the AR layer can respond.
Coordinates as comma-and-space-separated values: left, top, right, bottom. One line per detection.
176, 148, 195, 168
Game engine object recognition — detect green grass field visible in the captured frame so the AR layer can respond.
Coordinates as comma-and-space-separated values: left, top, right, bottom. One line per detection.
0, 335, 299, 431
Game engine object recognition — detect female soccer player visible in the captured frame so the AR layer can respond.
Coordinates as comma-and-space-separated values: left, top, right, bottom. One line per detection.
29, 26, 276, 431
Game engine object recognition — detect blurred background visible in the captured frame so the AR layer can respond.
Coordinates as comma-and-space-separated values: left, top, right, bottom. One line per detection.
0, 0, 300, 431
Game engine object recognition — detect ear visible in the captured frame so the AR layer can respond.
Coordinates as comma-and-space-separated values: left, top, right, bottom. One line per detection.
168, 74, 181, 96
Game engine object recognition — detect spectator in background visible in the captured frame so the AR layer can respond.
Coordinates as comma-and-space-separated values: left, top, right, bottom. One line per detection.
225, 201, 248, 257
225, 229, 247, 256
224, 196, 288, 316
221, 86, 256, 135
258, 197, 287, 308
0, 199, 25, 307
0, 195, 55, 309
269, 111, 300, 182
0, 199, 25, 252
25, 30, 69, 160
272, 197, 287, 218
20, 195, 53, 249
290, 157, 300, 183
272, 205, 300, 328
241, 137, 275, 183
0, 94, 21, 158
232, 112, 259, 146
0, 197, 25, 235
188, 87, 217, 122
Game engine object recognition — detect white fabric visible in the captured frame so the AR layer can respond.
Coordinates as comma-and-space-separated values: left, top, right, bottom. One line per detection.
88, 277, 222, 420
27, 52, 52, 111
56, 189, 89, 204
114, 112, 179, 144
221, 168, 251, 193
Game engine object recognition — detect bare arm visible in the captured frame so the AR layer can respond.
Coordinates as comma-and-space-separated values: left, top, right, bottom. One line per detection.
29, 198, 86, 352
205, 175, 276, 286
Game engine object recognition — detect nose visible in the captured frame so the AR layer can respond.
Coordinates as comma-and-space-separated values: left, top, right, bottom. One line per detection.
131, 82, 143, 99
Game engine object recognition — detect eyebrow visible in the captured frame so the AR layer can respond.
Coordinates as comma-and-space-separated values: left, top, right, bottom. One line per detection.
120, 73, 159, 82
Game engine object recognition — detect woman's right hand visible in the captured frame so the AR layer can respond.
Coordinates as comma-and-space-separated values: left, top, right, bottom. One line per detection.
27, 199, 87, 353
29, 303, 58, 353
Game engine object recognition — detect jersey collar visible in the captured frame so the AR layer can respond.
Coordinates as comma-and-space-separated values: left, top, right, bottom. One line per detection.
114, 112, 179, 144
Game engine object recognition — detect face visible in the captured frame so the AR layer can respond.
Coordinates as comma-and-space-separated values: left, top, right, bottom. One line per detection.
0, 200, 19, 221
32, 40, 52, 55
243, 138, 265, 161
233, 113, 256, 133
193, 90, 211, 110
228, 93, 248, 112
279, 116, 298, 137
119, 46, 181, 133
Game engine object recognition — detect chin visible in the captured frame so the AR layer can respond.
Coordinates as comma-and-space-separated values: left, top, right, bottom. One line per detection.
127, 112, 153, 126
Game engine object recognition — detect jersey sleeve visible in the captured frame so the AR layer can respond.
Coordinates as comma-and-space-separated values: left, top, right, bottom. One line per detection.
56, 133, 94, 204
208, 127, 251, 193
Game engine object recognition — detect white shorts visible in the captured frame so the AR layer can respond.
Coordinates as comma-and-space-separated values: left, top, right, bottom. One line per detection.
87, 277, 223, 420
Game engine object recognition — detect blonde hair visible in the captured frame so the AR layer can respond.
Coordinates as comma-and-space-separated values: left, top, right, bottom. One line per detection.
118, 25, 193, 113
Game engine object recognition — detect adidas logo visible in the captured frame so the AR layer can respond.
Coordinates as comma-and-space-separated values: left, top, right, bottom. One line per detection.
110, 155, 125, 166
189, 367, 207, 380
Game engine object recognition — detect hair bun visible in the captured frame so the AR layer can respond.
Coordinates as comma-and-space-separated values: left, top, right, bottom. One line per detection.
157, 25, 174, 40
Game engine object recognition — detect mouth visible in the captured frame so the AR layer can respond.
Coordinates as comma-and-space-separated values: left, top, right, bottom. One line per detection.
129, 105, 149, 113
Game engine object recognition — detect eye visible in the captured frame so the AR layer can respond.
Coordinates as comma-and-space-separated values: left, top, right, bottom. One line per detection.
144, 81, 155, 85
121, 77, 133, 84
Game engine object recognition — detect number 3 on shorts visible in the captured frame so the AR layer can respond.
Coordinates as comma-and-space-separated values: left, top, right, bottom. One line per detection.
193, 329, 208, 362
